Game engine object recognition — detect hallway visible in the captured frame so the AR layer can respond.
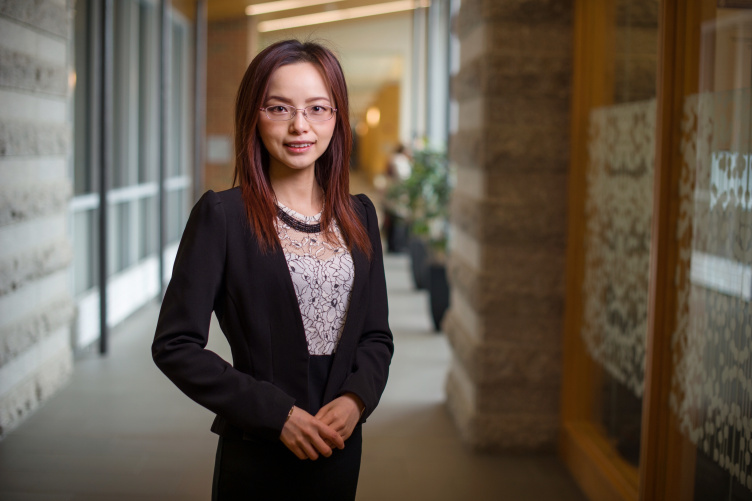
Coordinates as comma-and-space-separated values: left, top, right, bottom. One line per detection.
0, 254, 586, 501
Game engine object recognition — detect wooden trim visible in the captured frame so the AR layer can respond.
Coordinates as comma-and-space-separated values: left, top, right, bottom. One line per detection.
638, 0, 686, 498
559, 0, 590, 423
561, 423, 639, 501
560, 2, 632, 498
639, 1, 718, 499
560, 0, 615, 425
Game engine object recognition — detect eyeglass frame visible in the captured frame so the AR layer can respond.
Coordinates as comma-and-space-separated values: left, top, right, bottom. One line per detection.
259, 104, 338, 122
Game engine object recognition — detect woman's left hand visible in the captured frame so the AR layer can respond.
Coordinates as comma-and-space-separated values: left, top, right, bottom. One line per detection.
315, 393, 364, 441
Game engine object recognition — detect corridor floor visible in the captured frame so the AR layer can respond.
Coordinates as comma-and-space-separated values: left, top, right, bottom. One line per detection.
0, 254, 587, 501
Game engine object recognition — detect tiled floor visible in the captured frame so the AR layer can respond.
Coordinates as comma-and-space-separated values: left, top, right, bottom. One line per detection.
0, 254, 587, 501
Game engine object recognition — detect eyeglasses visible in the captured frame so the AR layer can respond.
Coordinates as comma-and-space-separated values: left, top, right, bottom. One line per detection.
259, 105, 337, 122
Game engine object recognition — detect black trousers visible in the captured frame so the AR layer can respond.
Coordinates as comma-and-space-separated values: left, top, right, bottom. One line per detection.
211, 426, 362, 501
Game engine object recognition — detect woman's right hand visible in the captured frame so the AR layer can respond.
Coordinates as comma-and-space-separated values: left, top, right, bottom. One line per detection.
280, 406, 345, 460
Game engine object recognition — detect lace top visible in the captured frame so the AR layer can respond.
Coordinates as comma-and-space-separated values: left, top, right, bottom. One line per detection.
276, 203, 354, 356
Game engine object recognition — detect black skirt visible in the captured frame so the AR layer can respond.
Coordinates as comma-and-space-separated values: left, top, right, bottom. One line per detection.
211, 355, 362, 501
211, 426, 362, 501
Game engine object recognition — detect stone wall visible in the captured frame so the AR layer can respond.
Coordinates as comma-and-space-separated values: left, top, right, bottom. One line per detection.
444, 0, 572, 450
0, 0, 74, 438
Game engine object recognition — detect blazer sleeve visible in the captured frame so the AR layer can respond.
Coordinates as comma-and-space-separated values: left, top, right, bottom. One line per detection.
152, 190, 295, 440
337, 194, 395, 421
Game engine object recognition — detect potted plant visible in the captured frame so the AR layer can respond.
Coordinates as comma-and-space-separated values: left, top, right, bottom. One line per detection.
427, 237, 450, 332
383, 144, 453, 324
403, 145, 453, 328
419, 152, 452, 332
383, 146, 431, 288
405, 145, 443, 290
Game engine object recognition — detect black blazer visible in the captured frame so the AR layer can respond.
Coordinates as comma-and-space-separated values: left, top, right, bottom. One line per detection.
152, 188, 394, 442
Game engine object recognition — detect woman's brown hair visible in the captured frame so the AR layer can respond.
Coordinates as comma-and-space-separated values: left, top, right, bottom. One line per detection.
233, 39, 371, 259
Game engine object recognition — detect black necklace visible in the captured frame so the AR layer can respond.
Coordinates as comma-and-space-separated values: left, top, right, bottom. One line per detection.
277, 206, 321, 233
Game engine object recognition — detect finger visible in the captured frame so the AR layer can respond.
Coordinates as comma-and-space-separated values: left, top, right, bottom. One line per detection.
318, 413, 337, 428
314, 405, 332, 421
301, 441, 319, 461
311, 435, 333, 458
320, 425, 345, 449
318, 407, 346, 428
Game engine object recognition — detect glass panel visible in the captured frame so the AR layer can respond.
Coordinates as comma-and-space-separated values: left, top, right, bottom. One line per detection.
140, 195, 158, 259
169, 17, 192, 181
73, 0, 94, 196
113, 0, 140, 190
166, 188, 191, 245
166, 13, 193, 246
579, 0, 659, 469
170, 21, 184, 179
109, 0, 163, 274
125, 198, 139, 269
139, 1, 159, 184
671, 5, 752, 500
72, 208, 99, 295
107, 201, 125, 276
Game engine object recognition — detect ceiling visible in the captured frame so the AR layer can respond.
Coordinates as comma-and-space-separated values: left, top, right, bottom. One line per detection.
171, 0, 416, 22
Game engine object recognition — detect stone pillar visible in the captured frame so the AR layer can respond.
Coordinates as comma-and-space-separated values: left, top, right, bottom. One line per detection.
444, 0, 572, 450
0, 0, 75, 437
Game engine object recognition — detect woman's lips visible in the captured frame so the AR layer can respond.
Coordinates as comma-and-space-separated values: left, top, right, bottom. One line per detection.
284, 141, 314, 153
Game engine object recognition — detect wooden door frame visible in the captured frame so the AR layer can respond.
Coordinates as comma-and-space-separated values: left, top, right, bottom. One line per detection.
558, 1, 638, 500
640, 1, 717, 499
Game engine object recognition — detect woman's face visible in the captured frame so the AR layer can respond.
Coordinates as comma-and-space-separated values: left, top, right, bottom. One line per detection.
258, 62, 336, 176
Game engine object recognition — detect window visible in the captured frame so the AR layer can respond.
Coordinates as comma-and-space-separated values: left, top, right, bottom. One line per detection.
70, 0, 193, 349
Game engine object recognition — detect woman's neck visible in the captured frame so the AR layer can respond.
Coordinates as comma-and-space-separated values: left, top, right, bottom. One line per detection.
269, 166, 324, 217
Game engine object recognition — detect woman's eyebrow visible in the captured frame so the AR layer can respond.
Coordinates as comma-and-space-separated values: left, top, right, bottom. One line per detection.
264, 95, 293, 104
265, 95, 331, 104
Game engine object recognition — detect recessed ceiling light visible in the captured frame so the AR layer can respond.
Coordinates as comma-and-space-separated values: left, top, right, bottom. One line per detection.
257, 0, 430, 32
246, 0, 345, 16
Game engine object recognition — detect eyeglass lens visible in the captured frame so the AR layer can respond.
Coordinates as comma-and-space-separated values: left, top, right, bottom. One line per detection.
264, 105, 335, 122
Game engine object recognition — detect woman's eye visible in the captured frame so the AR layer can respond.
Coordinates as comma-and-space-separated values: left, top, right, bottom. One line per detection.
269, 106, 288, 113
309, 106, 325, 113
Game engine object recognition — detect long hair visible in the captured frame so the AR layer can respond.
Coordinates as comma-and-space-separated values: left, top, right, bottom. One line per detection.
233, 39, 371, 259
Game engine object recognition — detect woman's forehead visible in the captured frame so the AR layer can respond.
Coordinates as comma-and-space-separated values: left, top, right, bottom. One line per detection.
266, 62, 332, 101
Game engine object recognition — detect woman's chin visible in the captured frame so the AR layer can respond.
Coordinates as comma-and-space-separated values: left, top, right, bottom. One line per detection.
271, 155, 317, 172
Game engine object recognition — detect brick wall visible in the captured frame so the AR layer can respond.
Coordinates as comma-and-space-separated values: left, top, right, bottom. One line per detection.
205, 18, 249, 193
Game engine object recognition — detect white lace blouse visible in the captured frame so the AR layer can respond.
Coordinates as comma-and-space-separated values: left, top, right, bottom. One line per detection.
275, 203, 354, 356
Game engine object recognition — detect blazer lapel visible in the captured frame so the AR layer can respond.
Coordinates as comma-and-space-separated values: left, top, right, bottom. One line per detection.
266, 244, 310, 407
271, 244, 308, 340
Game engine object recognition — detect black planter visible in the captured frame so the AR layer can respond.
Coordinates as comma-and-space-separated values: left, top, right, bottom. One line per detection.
408, 237, 429, 290
384, 212, 409, 253
428, 263, 450, 332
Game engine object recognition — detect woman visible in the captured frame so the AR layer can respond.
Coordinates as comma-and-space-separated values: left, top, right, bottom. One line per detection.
152, 40, 394, 500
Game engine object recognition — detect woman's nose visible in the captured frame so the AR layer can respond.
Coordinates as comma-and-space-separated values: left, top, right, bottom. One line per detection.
289, 110, 309, 133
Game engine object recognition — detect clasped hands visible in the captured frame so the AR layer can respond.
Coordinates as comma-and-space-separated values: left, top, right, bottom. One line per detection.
279, 393, 364, 460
